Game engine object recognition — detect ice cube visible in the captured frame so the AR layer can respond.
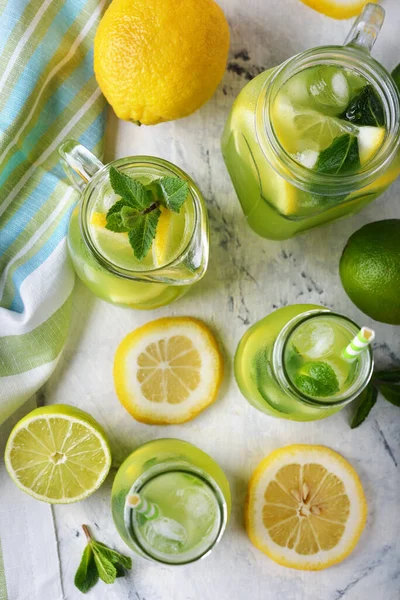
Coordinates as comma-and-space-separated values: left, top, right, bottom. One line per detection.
309, 67, 349, 110
142, 517, 187, 554
292, 321, 335, 360
176, 485, 217, 531
293, 149, 319, 169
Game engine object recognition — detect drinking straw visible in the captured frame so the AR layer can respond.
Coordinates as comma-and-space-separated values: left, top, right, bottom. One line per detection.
126, 493, 160, 520
341, 327, 375, 362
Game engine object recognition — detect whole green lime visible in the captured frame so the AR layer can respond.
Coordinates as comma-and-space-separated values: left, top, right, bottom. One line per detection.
339, 219, 400, 325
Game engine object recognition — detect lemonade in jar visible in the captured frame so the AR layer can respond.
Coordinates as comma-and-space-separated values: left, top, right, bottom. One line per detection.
59, 141, 209, 309
235, 305, 374, 421
222, 4, 400, 239
111, 439, 231, 565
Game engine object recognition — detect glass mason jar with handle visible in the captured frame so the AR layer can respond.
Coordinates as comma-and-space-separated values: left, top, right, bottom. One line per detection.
222, 4, 400, 240
59, 140, 209, 309
234, 304, 374, 422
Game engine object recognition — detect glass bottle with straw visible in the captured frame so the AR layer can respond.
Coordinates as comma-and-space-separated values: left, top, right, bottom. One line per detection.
111, 438, 231, 565
235, 304, 375, 421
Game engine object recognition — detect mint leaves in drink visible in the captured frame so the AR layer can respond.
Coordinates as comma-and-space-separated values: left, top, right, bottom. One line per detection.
74, 525, 132, 594
340, 85, 384, 127
315, 134, 360, 175
295, 361, 340, 397
106, 167, 189, 261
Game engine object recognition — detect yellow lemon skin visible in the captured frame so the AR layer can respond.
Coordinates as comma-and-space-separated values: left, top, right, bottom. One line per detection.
94, 0, 230, 125
299, 0, 377, 20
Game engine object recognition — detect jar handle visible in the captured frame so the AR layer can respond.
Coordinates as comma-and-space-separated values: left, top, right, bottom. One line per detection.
58, 139, 104, 192
344, 3, 385, 54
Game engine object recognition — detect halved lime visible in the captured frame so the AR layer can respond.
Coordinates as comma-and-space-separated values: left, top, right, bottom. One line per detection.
5, 405, 111, 504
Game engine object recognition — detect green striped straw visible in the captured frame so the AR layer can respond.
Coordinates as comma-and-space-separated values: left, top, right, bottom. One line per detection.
126, 493, 160, 520
342, 327, 375, 362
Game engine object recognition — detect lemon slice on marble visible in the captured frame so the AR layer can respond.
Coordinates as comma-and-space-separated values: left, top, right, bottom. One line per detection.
299, 0, 376, 20
5, 405, 111, 504
113, 317, 223, 424
245, 445, 367, 570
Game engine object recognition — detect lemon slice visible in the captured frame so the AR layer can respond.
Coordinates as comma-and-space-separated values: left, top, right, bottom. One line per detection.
153, 206, 173, 267
245, 445, 367, 570
114, 317, 223, 424
358, 126, 385, 166
5, 405, 111, 504
299, 0, 376, 20
90, 211, 107, 227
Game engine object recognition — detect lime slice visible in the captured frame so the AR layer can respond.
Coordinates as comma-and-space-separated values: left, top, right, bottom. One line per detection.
272, 95, 351, 155
295, 361, 340, 397
5, 405, 111, 504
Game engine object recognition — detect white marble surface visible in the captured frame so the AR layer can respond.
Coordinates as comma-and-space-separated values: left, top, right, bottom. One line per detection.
43, 1, 400, 598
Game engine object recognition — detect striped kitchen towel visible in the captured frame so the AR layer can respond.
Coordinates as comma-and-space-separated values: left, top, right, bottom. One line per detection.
0, 0, 108, 426
0, 2, 108, 598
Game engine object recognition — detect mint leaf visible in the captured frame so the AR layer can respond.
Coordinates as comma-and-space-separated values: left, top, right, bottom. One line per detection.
340, 85, 384, 127
295, 361, 339, 397
373, 369, 400, 384
120, 205, 138, 229
92, 541, 132, 570
128, 209, 161, 261
157, 177, 189, 213
92, 545, 117, 584
74, 525, 132, 593
392, 64, 400, 93
74, 544, 99, 594
315, 134, 360, 175
378, 383, 400, 407
351, 384, 378, 428
109, 167, 151, 210
106, 199, 130, 217
105, 212, 130, 233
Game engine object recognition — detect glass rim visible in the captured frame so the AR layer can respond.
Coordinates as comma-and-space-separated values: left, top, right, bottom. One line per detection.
123, 462, 228, 566
79, 155, 202, 281
256, 45, 400, 195
274, 309, 374, 407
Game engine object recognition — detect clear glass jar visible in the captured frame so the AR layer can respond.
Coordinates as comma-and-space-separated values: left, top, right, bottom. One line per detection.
111, 439, 231, 565
234, 305, 374, 421
59, 141, 209, 309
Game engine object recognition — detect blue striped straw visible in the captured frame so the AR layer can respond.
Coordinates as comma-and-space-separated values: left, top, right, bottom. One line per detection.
342, 327, 375, 362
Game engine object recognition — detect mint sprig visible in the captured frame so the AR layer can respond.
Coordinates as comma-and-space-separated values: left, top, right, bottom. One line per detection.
350, 369, 400, 428
74, 525, 132, 594
295, 361, 340, 397
105, 167, 189, 261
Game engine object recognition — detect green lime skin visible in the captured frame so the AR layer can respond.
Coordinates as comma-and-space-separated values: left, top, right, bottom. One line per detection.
339, 219, 400, 325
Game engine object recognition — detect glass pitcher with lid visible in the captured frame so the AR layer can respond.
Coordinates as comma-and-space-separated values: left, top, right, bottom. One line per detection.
59, 141, 209, 310
222, 4, 400, 240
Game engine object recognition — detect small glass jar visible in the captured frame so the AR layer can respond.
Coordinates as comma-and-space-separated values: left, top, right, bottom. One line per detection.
59, 141, 209, 310
111, 439, 231, 565
235, 305, 374, 421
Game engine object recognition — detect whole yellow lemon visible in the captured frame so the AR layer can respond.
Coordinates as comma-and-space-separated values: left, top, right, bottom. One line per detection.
94, 0, 230, 125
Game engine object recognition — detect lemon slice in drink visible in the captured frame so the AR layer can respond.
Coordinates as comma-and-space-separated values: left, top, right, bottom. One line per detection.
299, 0, 375, 20
5, 405, 111, 504
114, 317, 223, 424
246, 445, 367, 570
153, 206, 173, 267
358, 126, 385, 166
